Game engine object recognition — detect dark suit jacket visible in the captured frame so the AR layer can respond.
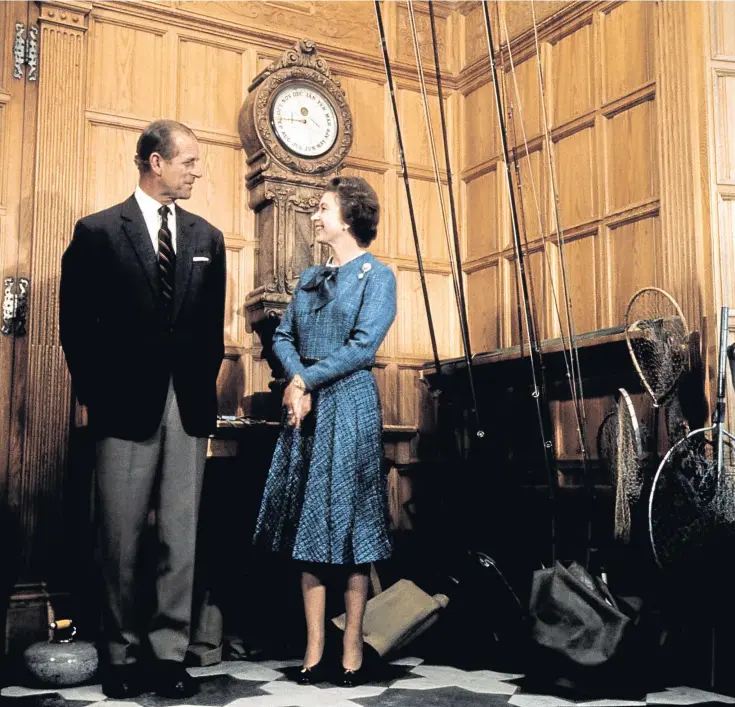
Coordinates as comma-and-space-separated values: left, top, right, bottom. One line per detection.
60, 194, 226, 441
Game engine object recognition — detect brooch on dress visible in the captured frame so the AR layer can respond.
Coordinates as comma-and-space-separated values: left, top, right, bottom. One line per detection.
358, 262, 372, 280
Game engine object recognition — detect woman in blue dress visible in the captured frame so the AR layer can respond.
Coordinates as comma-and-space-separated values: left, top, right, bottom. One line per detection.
252, 176, 396, 686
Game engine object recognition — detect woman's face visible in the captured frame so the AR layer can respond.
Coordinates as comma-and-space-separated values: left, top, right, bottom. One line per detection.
311, 191, 349, 245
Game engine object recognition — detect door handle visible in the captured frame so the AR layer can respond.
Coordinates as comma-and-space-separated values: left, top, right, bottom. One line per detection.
1, 276, 30, 337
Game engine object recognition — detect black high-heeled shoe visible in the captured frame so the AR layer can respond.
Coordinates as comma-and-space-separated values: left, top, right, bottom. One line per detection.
297, 661, 327, 685
341, 664, 367, 688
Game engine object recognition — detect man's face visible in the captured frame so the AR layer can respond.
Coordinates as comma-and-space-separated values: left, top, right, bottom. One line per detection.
311, 191, 348, 245
156, 132, 202, 202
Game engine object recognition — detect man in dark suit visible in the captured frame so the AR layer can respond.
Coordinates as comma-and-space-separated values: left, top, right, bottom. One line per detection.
59, 119, 226, 699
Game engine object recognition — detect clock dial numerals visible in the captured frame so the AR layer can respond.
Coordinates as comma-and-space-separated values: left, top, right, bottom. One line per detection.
271, 83, 339, 157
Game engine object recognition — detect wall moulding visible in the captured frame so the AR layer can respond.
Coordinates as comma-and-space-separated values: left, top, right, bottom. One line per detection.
605, 199, 661, 230
458, 0, 612, 93
90, 1, 461, 92
38, 0, 91, 29
600, 82, 657, 120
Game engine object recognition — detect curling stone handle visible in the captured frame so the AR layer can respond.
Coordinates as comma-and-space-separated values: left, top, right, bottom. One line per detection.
49, 619, 77, 643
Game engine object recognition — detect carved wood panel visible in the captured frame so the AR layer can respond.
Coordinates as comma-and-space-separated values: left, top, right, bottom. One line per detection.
0, 1, 33, 528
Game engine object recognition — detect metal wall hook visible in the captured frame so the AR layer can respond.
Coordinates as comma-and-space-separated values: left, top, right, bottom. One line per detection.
1, 276, 30, 337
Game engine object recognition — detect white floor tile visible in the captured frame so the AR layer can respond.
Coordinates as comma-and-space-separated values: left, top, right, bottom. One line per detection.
258, 660, 302, 671
187, 662, 236, 677
389, 657, 424, 667
225, 663, 288, 682
509, 695, 577, 707
646, 686, 735, 705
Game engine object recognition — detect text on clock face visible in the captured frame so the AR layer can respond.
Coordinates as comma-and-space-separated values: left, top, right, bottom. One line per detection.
272, 83, 338, 157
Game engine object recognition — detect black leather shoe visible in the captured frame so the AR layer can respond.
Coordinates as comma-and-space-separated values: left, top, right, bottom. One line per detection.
102, 664, 144, 699
341, 664, 367, 688
297, 661, 327, 685
153, 660, 199, 698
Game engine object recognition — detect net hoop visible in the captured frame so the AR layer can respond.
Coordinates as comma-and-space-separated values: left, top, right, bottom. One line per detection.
648, 425, 735, 568
624, 287, 689, 407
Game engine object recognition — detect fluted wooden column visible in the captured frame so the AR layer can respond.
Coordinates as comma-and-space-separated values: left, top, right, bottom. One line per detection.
11, 0, 91, 584
656, 1, 710, 331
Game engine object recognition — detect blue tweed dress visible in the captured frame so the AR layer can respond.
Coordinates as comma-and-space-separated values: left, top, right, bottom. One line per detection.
253, 252, 396, 565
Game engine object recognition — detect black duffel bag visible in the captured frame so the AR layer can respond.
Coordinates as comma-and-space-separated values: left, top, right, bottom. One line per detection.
527, 561, 658, 698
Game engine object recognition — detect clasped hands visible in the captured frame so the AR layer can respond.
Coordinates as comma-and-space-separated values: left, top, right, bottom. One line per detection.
283, 374, 311, 429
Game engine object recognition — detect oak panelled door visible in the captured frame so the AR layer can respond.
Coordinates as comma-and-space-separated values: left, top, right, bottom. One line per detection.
2, 0, 85, 626
1, 0, 40, 592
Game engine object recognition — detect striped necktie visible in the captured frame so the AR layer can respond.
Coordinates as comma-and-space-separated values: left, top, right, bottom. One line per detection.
158, 205, 175, 315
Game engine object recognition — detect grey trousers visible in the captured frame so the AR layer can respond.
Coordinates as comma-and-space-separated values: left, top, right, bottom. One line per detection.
95, 381, 207, 665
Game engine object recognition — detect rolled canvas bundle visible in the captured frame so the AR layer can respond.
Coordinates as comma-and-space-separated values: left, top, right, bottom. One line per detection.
332, 579, 449, 657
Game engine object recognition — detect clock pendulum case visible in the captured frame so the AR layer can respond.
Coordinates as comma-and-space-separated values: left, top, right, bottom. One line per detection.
238, 39, 353, 417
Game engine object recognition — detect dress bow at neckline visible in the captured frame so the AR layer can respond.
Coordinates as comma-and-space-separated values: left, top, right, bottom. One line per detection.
301, 265, 339, 310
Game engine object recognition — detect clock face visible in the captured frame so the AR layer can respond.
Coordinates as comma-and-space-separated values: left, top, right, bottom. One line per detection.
270, 82, 339, 158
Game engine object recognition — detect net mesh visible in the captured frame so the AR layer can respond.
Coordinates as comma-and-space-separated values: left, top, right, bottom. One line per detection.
625, 289, 689, 407
664, 393, 690, 448
649, 428, 735, 570
598, 390, 645, 543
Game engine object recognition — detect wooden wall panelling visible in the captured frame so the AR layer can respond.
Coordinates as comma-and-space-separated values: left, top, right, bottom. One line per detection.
554, 124, 598, 229
656, 0, 709, 330
711, 0, 735, 60
550, 17, 595, 127
87, 14, 166, 120
467, 260, 501, 353
0, 2, 34, 515
398, 364, 432, 462
177, 36, 245, 135
597, 3, 659, 331
600, 1, 654, 104
397, 86, 446, 174
604, 98, 658, 215
714, 69, 735, 186
462, 81, 497, 172
707, 0, 735, 414
510, 145, 546, 243
550, 397, 594, 463
395, 2, 453, 76
712, 44, 735, 315
216, 232, 250, 416
605, 214, 659, 327
464, 166, 501, 260
397, 177, 451, 264
551, 230, 600, 339
223, 233, 250, 352
504, 245, 547, 348
164, 1, 382, 62
716, 190, 735, 321
339, 75, 386, 165
459, 1, 666, 345
503, 55, 541, 147
12, 0, 91, 582
372, 364, 395, 427
396, 266, 459, 362
461, 3, 494, 71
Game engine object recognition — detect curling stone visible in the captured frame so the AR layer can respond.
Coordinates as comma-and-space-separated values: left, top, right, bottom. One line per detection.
23, 619, 98, 687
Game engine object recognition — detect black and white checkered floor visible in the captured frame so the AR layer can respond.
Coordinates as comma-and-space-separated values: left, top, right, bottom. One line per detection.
3, 658, 735, 707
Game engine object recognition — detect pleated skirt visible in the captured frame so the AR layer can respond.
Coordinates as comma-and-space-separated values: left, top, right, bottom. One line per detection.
252, 369, 392, 565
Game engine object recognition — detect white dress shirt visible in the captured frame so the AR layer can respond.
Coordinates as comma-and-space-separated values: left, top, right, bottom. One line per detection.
135, 186, 177, 254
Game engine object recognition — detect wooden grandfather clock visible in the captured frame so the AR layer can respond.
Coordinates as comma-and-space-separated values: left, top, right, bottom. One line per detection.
239, 39, 353, 413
